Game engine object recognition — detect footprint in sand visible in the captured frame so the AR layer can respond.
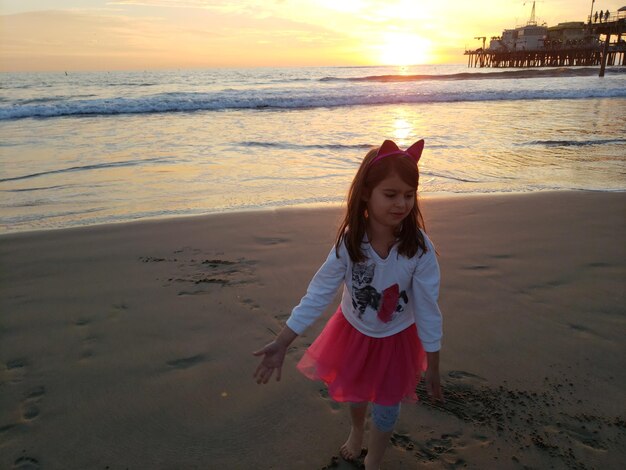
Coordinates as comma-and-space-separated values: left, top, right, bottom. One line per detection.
21, 403, 39, 421
107, 302, 129, 321
1, 423, 18, 436
74, 315, 101, 360
20, 386, 45, 422
319, 455, 341, 469
568, 323, 603, 341
177, 289, 209, 296
418, 370, 620, 469
391, 431, 466, 467
138, 256, 167, 263
166, 354, 207, 370
447, 370, 487, 383
586, 261, 610, 268
79, 349, 95, 360
273, 312, 290, 322
150, 253, 257, 295
317, 388, 342, 411
13, 456, 40, 470
26, 386, 45, 400
545, 420, 607, 452
74, 317, 91, 327
174, 246, 202, 255
526, 277, 570, 292
321, 452, 366, 469
463, 264, 491, 271
5, 359, 28, 384
239, 297, 260, 311
254, 237, 290, 245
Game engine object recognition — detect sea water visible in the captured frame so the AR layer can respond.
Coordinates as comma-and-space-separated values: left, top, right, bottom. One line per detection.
1, 64, 625, 233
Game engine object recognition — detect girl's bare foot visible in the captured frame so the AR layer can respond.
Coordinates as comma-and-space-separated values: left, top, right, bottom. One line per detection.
340, 426, 364, 461
363, 426, 393, 469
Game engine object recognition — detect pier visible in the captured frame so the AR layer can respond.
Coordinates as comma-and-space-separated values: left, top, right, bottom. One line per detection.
465, 7, 626, 73
466, 47, 609, 68
593, 12, 626, 75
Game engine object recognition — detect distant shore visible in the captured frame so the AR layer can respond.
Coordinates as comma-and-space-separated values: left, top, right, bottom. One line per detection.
1, 191, 625, 469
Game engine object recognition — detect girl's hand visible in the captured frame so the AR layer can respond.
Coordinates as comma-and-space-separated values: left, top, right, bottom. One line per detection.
424, 351, 444, 403
425, 367, 444, 403
253, 341, 287, 384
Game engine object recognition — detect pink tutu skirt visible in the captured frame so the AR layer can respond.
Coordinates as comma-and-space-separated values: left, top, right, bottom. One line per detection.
297, 308, 427, 406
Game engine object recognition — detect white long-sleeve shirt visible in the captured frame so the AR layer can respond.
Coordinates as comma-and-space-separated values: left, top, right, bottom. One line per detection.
286, 231, 443, 352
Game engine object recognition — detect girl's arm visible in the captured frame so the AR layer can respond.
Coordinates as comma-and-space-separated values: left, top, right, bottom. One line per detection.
253, 244, 348, 385
411, 234, 443, 353
412, 233, 444, 401
285, 244, 349, 335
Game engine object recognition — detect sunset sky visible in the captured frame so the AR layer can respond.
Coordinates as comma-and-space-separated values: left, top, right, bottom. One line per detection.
1, 0, 621, 71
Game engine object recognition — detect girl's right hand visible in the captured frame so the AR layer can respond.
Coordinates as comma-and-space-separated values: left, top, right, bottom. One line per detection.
253, 341, 287, 384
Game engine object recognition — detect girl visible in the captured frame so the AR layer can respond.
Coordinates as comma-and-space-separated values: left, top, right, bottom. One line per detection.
253, 139, 443, 470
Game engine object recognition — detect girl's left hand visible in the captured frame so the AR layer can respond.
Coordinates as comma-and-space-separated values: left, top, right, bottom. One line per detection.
424, 350, 444, 403
425, 368, 444, 403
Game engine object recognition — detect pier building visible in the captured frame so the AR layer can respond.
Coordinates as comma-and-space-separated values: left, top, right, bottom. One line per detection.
465, 2, 625, 73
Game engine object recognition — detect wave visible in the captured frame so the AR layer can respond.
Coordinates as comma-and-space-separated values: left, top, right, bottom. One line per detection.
4, 83, 54, 90
239, 141, 372, 151
2, 86, 625, 120
100, 82, 158, 87
1, 184, 75, 192
524, 138, 626, 147
424, 171, 484, 184
0, 157, 173, 183
320, 67, 626, 83
14, 94, 98, 105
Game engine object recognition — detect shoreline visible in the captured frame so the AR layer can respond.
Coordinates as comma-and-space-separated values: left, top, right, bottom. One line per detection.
1, 190, 625, 469
3, 188, 624, 238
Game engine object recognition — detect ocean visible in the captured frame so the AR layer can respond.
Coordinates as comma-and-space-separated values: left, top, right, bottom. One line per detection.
1, 64, 625, 234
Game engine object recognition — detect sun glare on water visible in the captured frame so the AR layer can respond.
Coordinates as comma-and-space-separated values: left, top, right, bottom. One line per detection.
377, 32, 432, 66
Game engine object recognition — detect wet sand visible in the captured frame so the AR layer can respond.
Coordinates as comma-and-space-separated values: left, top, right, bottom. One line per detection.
1, 191, 625, 469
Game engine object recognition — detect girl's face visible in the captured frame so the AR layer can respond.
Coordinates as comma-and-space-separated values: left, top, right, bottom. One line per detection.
364, 171, 415, 232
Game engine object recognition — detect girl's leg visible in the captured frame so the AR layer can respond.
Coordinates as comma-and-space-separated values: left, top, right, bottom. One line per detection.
340, 402, 367, 460
364, 403, 400, 470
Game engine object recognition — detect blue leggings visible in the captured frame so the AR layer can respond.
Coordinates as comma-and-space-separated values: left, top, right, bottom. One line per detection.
351, 402, 400, 433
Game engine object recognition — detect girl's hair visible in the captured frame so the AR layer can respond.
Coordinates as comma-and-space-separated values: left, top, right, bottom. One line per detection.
335, 146, 427, 263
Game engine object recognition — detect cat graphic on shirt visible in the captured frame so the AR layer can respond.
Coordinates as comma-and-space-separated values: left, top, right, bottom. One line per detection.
351, 263, 380, 318
351, 263, 409, 322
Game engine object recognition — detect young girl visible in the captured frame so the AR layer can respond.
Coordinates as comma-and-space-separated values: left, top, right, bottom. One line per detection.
253, 139, 443, 469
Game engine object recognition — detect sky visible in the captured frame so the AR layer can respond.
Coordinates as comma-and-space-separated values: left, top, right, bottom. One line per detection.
0, 0, 622, 71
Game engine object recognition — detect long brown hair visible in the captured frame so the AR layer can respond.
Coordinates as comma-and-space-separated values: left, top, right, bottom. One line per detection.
335, 146, 427, 263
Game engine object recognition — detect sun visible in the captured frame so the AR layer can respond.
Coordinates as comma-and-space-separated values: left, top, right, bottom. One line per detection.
377, 32, 432, 66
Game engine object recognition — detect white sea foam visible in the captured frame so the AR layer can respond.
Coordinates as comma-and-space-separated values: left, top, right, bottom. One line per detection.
1, 65, 625, 120
1, 87, 626, 120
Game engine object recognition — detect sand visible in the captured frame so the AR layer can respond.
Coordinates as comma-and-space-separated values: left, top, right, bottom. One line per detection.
1, 191, 624, 469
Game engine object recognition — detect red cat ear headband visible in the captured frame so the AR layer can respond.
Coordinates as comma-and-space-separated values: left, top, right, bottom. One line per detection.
370, 139, 424, 167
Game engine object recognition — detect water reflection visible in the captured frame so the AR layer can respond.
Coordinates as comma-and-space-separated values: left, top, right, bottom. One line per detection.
1, 98, 624, 233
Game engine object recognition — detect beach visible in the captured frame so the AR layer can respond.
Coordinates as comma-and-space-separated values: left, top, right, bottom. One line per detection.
1, 190, 624, 469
